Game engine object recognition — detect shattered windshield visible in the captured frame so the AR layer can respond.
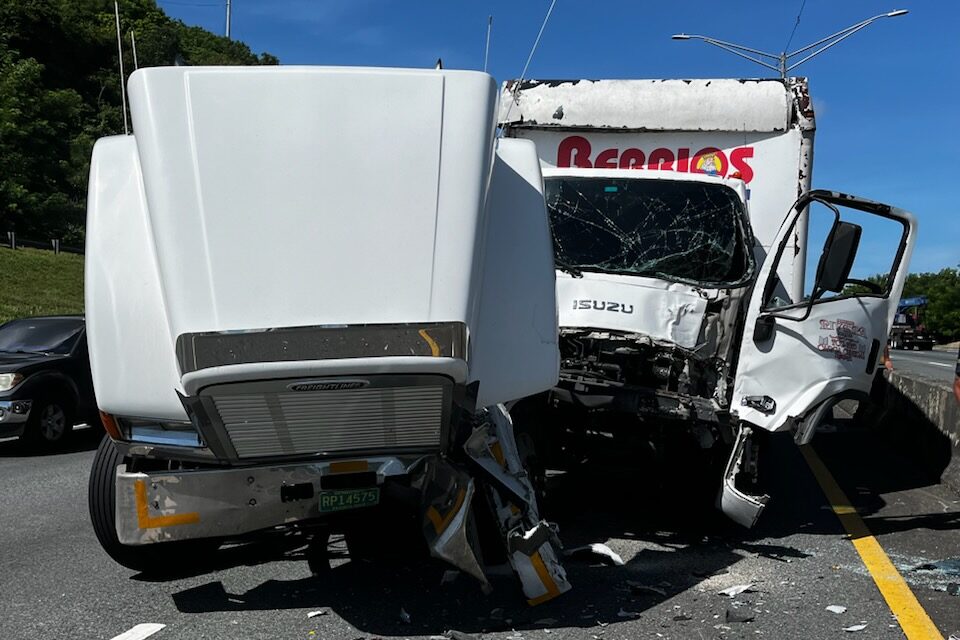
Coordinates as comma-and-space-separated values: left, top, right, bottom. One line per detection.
545, 177, 753, 286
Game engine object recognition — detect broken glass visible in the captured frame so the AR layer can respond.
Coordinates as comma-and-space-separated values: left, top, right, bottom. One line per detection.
544, 178, 753, 286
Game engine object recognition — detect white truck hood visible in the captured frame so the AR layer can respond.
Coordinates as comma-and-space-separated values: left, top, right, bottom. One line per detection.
556, 272, 708, 349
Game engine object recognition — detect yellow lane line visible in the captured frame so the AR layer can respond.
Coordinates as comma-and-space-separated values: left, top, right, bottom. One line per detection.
800, 445, 943, 640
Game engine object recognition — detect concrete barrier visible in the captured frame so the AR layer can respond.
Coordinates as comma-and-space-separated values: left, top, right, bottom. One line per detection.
861, 370, 960, 494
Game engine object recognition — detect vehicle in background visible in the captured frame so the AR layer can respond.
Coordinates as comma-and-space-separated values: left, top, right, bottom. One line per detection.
84, 66, 570, 604
889, 296, 936, 350
0, 316, 98, 449
501, 78, 916, 527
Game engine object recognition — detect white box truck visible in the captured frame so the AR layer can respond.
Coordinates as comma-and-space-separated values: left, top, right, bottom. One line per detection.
85, 66, 570, 604
501, 78, 917, 526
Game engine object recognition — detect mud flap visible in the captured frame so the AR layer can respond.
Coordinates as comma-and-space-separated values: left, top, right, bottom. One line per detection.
719, 425, 770, 528
464, 405, 571, 605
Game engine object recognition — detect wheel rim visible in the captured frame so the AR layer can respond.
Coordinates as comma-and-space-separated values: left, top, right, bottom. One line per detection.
40, 403, 67, 441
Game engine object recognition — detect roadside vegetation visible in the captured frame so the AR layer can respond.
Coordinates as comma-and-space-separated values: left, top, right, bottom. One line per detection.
846, 267, 960, 342
0, 0, 276, 245
0, 247, 84, 323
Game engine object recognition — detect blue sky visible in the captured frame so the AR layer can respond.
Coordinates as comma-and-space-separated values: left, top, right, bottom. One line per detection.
157, 0, 957, 276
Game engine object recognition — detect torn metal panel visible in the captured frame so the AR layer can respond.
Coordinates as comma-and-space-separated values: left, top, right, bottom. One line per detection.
418, 458, 489, 587
555, 275, 708, 349
500, 78, 792, 132
468, 406, 571, 605
719, 426, 769, 528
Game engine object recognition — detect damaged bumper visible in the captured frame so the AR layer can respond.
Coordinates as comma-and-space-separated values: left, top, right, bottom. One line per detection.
115, 455, 424, 545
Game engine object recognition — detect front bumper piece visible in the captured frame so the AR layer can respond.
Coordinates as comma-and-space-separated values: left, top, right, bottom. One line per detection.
115, 455, 421, 545
0, 400, 32, 437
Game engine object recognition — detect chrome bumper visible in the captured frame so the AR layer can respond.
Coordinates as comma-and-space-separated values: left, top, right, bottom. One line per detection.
115, 455, 426, 545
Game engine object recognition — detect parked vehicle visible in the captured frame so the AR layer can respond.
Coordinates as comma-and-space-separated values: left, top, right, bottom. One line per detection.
0, 316, 97, 448
85, 66, 570, 603
501, 78, 917, 526
889, 296, 936, 350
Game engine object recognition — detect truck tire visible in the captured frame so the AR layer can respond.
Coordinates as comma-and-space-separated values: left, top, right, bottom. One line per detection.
88, 436, 219, 575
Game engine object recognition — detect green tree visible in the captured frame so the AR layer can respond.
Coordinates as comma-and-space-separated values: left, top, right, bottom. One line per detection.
0, 0, 277, 244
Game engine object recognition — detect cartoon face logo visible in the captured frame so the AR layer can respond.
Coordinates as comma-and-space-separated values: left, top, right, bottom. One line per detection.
696, 152, 721, 176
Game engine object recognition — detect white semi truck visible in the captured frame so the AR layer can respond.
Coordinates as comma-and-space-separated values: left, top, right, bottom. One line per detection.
501, 78, 917, 525
85, 66, 570, 604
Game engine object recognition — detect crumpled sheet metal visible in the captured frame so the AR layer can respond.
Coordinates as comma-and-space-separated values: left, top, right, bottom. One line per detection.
418, 404, 571, 605
471, 405, 571, 604
419, 458, 488, 587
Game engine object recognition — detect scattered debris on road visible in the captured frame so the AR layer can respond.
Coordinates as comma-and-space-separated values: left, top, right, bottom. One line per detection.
718, 584, 754, 597
306, 610, 328, 618
843, 623, 869, 632
564, 543, 625, 566
826, 605, 848, 614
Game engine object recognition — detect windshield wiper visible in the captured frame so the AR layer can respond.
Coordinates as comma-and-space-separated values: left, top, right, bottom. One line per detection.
554, 259, 583, 279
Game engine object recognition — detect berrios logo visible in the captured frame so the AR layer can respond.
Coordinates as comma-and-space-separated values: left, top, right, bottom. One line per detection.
288, 380, 369, 392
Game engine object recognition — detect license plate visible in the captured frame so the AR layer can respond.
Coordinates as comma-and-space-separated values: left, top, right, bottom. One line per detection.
318, 487, 380, 513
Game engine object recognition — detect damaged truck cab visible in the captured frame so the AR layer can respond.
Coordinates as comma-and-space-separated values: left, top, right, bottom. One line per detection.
85, 66, 569, 603
501, 78, 917, 525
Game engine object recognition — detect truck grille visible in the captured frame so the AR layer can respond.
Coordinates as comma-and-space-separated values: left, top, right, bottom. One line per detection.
211, 385, 445, 458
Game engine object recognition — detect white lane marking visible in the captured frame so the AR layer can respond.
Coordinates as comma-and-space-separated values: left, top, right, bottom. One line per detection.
926, 362, 952, 368
110, 624, 166, 640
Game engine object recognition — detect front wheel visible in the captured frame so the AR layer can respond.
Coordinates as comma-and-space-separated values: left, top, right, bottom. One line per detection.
88, 436, 219, 575
23, 396, 73, 449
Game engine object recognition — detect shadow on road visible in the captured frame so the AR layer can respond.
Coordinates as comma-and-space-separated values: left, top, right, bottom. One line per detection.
154, 420, 959, 637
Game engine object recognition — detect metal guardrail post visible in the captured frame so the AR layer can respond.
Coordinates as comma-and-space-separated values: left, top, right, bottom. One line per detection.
52, 239, 60, 255
7, 231, 15, 250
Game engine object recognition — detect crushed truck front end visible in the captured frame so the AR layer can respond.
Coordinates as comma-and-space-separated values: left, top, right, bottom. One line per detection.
86, 65, 569, 603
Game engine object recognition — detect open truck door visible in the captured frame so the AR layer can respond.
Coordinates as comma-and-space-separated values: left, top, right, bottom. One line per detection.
722, 190, 916, 527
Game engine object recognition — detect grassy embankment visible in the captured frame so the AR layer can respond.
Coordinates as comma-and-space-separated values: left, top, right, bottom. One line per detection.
0, 247, 84, 324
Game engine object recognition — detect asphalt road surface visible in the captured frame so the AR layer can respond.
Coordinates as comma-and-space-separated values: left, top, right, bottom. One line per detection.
890, 348, 958, 389
2, 418, 959, 640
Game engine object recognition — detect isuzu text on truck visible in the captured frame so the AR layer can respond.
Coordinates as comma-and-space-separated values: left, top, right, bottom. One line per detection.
501, 78, 917, 525
85, 66, 571, 604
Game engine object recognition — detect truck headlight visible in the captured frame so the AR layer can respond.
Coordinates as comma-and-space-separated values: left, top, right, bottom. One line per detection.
121, 417, 204, 447
0, 373, 23, 391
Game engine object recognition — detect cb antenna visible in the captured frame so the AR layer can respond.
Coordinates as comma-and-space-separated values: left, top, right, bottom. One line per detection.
113, 1, 129, 134
501, 0, 558, 127
483, 15, 493, 72
130, 30, 139, 71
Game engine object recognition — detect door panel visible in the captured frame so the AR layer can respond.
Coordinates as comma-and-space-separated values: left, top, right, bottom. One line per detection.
733, 191, 915, 432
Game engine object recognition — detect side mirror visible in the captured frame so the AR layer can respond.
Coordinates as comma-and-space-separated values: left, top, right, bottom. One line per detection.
814, 220, 861, 294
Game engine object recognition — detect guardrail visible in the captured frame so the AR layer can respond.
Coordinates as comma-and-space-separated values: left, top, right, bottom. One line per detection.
2, 231, 84, 255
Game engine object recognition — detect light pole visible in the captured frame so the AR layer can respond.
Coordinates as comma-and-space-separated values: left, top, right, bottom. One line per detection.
671, 9, 908, 78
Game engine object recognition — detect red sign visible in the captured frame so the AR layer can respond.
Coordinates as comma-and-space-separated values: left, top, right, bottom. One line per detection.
556, 135, 755, 183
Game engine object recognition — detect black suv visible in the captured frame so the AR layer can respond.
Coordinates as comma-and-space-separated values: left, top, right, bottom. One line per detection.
0, 316, 98, 448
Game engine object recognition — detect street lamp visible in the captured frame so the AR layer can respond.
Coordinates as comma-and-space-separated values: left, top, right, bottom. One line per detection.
671, 9, 908, 78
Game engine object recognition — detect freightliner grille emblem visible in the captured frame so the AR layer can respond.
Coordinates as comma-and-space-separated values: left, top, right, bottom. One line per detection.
287, 380, 369, 392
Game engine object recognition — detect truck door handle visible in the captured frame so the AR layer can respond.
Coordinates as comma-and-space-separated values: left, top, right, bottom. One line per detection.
742, 395, 776, 414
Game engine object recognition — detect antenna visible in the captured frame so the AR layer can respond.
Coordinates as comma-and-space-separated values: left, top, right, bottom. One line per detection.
501, 0, 559, 127
483, 15, 493, 72
114, 1, 129, 135
225, 0, 232, 39
130, 30, 139, 71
